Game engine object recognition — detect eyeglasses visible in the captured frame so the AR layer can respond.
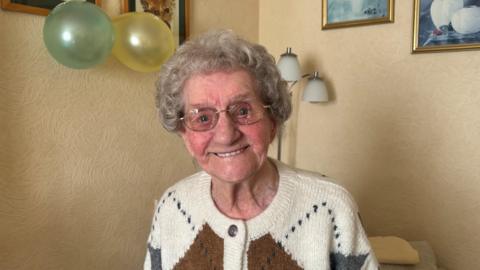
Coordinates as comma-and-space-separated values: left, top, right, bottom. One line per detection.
180, 101, 271, 132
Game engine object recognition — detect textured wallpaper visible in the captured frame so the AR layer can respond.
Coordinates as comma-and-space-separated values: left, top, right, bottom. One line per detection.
260, 1, 480, 270
0, 8, 196, 270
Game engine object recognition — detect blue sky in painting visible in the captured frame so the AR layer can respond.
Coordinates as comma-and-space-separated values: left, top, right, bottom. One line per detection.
327, 0, 388, 23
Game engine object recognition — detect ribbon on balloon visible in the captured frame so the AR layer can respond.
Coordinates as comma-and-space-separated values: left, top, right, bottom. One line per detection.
42, 0, 174, 72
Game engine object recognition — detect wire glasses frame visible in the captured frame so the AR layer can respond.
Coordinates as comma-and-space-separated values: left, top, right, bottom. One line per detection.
179, 102, 272, 132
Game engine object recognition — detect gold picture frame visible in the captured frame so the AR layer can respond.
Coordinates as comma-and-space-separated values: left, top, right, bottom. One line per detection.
0, 0, 102, 16
322, 0, 394, 30
412, 0, 480, 53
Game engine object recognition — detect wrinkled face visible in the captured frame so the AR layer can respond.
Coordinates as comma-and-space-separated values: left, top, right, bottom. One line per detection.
179, 70, 276, 184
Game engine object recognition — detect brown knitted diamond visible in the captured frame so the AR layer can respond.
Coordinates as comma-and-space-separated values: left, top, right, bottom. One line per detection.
174, 224, 224, 270
248, 234, 302, 270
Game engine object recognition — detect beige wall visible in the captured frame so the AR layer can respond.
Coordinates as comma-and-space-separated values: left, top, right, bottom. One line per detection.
260, 1, 480, 269
0, 1, 258, 269
0, 9, 196, 270
189, 0, 258, 41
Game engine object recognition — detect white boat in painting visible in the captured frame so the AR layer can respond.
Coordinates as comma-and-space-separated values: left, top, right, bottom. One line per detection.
451, 6, 480, 34
430, 0, 463, 28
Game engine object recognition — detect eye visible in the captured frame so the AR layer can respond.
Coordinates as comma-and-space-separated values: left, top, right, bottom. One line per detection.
187, 108, 216, 130
198, 114, 210, 123
238, 107, 250, 116
191, 112, 212, 124
232, 102, 252, 118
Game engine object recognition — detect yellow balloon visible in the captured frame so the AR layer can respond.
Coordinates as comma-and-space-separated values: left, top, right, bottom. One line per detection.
112, 12, 175, 72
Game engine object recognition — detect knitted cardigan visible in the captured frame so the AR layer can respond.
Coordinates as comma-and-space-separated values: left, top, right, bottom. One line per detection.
144, 160, 379, 270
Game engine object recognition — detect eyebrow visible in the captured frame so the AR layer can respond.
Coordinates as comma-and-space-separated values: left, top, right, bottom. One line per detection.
186, 93, 257, 109
230, 94, 256, 103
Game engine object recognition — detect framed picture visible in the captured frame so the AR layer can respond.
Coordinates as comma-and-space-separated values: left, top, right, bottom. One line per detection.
120, 0, 135, 13
412, 0, 480, 53
0, 0, 101, 16
322, 0, 394, 30
130, 0, 189, 46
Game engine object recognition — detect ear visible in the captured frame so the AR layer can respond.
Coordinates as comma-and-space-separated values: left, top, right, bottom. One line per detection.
269, 121, 277, 143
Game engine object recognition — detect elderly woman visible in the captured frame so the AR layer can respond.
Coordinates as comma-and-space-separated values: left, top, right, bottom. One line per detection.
144, 30, 378, 270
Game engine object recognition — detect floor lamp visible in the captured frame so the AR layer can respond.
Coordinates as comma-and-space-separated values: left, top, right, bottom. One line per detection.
276, 48, 329, 161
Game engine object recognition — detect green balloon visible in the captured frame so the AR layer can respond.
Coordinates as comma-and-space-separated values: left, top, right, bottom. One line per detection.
43, 0, 114, 69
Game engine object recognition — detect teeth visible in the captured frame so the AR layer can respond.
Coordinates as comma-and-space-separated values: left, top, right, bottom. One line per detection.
216, 147, 245, 158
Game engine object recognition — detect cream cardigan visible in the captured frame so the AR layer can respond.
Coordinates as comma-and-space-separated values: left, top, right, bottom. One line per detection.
144, 160, 379, 270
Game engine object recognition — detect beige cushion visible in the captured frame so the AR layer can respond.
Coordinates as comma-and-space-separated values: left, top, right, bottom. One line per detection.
369, 236, 420, 265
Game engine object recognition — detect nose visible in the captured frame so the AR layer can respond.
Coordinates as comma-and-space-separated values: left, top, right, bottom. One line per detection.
212, 112, 240, 145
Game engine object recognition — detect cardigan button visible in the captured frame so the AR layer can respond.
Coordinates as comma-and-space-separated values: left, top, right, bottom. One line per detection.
228, 225, 238, 237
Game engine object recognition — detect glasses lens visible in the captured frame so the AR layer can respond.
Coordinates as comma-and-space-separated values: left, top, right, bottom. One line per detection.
183, 102, 268, 131
230, 102, 262, 125
185, 108, 217, 131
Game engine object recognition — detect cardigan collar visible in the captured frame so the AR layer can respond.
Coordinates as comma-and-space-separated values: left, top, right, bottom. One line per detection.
196, 158, 297, 240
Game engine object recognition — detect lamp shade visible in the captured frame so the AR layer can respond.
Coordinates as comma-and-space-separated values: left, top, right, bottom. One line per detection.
302, 72, 328, 102
277, 48, 301, 82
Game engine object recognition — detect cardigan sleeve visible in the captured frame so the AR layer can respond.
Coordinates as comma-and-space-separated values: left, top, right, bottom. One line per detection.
331, 204, 379, 270
144, 242, 162, 270
144, 200, 163, 270
355, 211, 379, 269
328, 209, 379, 269
356, 212, 379, 270
325, 184, 379, 270
143, 250, 152, 270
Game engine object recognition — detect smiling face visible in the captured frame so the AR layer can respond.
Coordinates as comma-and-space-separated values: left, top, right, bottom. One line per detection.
179, 70, 276, 184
